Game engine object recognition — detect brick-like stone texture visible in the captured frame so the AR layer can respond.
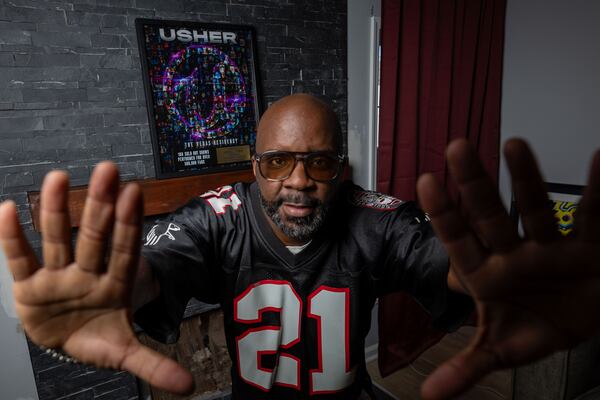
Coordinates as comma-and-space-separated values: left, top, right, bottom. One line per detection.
0, 0, 347, 399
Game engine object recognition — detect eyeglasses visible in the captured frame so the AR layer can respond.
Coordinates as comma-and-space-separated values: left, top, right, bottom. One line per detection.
254, 150, 345, 182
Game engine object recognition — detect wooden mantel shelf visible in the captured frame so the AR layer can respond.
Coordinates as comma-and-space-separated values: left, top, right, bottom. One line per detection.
28, 169, 255, 232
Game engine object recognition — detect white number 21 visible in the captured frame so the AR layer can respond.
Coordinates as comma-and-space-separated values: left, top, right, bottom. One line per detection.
234, 280, 357, 394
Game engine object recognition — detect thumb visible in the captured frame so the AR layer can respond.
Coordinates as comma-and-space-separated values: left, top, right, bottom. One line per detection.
121, 342, 195, 395
421, 345, 499, 400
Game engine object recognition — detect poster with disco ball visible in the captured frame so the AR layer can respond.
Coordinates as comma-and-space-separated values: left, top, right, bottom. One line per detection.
136, 19, 261, 179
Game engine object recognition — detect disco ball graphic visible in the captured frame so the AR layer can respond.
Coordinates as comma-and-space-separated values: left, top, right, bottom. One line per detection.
161, 45, 247, 140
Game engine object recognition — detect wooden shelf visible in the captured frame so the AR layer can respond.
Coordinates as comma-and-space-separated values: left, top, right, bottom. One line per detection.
28, 169, 255, 232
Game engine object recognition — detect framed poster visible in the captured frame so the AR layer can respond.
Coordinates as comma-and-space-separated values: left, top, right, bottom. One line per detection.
136, 18, 261, 179
510, 182, 584, 236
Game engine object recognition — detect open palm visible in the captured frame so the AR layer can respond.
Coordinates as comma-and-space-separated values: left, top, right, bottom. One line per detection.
0, 163, 193, 395
417, 139, 600, 399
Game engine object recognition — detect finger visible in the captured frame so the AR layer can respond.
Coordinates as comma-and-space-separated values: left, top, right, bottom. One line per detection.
504, 138, 559, 243
121, 342, 195, 395
75, 162, 119, 274
421, 346, 498, 400
40, 170, 73, 269
576, 149, 600, 242
107, 183, 143, 286
417, 173, 487, 276
446, 139, 519, 252
0, 201, 40, 281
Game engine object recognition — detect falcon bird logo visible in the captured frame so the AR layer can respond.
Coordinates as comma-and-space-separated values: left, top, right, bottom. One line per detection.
144, 223, 181, 246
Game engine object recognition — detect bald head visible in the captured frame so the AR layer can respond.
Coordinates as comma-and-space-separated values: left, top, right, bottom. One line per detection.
256, 94, 342, 154
252, 94, 344, 245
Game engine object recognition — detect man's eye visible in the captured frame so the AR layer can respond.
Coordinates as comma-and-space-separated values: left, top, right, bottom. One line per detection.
268, 157, 288, 168
310, 157, 332, 169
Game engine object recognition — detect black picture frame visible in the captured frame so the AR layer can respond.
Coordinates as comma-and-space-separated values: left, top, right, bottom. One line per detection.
135, 18, 262, 179
510, 182, 584, 236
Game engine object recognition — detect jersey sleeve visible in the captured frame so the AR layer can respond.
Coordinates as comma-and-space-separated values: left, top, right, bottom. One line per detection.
373, 202, 473, 331
134, 199, 220, 344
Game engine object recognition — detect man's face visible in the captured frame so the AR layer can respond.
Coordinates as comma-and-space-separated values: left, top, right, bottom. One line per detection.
252, 97, 341, 245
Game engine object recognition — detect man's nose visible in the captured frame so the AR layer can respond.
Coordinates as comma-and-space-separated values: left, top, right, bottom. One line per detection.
283, 159, 315, 190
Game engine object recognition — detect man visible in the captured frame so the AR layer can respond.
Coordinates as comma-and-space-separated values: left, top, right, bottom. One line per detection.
0, 94, 599, 399
137, 94, 471, 399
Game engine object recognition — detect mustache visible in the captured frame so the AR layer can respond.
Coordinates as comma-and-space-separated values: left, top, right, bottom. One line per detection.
274, 192, 321, 208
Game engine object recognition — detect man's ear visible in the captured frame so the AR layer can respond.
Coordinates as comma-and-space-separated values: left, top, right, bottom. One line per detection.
251, 157, 258, 179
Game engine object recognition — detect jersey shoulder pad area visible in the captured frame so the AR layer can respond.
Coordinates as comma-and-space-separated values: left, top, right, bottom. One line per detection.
198, 184, 244, 216
346, 186, 403, 211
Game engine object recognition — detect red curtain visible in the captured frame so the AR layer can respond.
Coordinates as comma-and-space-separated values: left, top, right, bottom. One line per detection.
376, 0, 506, 376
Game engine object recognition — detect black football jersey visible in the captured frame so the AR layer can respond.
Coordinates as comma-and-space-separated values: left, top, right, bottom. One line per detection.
135, 181, 472, 399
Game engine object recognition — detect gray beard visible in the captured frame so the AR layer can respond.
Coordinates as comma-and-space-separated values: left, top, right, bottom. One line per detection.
260, 191, 328, 242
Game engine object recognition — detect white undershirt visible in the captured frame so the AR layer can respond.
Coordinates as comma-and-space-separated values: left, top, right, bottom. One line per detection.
286, 241, 311, 254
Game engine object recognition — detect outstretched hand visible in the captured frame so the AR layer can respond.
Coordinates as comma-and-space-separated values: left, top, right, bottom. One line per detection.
0, 163, 194, 395
417, 138, 600, 400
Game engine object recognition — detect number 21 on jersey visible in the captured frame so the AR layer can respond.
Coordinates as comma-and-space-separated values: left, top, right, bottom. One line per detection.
234, 280, 357, 394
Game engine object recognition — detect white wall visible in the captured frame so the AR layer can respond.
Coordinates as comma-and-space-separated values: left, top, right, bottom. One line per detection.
0, 250, 38, 400
500, 0, 600, 204
347, 0, 380, 191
